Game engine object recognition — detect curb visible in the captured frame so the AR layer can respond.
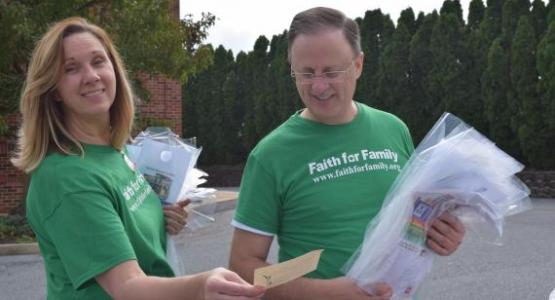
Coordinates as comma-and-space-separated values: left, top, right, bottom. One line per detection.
0, 190, 238, 256
0, 242, 39, 256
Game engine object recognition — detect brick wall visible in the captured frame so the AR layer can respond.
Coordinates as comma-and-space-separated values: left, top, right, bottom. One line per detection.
136, 73, 182, 135
0, 114, 25, 214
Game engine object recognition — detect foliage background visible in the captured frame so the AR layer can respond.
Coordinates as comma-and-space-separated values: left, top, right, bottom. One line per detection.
1, 0, 553, 170
0, 0, 214, 134
183, 0, 555, 170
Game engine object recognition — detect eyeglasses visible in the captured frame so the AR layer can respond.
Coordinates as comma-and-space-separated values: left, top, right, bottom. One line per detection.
290, 62, 354, 85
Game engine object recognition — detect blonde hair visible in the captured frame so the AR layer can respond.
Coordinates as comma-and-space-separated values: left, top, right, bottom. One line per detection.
11, 17, 135, 173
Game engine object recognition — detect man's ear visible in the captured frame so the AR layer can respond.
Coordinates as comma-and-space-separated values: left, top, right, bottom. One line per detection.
354, 52, 364, 79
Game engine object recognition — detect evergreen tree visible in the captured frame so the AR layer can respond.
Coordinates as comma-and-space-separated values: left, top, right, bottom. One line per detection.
375, 23, 412, 117
221, 70, 242, 163
415, 12, 426, 31
466, 28, 490, 134
498, 0, 530, 139
266, 33, 291, 129
531, 0, 548, 39
269, 31, 299, 122
429, 14, 479, 127
182, 48, 215, 164
435, 2, 487, 135
480, 0, 505, 43
467, 0, 496, 134
468, 0, 486, 30
440, 0, 465, 24
409, 12, 439, 142
244, 36, 270, 151
355, 9, 387, 105
191, 46, 228, 164
482, 37, 522, 158
534, 21, 555, 168
183, 2, 555, 168
547, 0, 555, 23
381, 14, 396, 46
234, 52, 251, 160
212, 47, 235, 163
511, 16, 545, 167
182, 70, 200, 137
398, 8, 417, 35
511, 16, 536, 135
501, 0, 531, 38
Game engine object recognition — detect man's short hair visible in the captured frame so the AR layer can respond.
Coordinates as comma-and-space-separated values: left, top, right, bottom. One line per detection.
287, 7, 361, 61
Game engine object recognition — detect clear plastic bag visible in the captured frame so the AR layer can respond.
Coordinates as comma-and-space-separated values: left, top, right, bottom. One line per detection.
343, 113, 531, 299
127, 127, 218, 220
127, 127, 218, 275
130, 128, 201, 204
166, 234, 186, 276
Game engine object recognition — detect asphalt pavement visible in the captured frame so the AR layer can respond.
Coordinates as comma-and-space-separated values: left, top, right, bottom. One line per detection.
1, 198, 554, 300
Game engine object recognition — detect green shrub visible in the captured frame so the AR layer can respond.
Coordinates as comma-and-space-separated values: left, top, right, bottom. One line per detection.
0, 214, 35, 243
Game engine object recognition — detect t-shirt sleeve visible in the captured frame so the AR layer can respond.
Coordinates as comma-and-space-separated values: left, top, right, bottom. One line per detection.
43, 191, 136, 290
233, 153, 281, 234
401, 121, 415, 155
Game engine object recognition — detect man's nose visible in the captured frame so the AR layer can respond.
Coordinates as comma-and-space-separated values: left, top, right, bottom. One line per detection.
310, 77, 331, 92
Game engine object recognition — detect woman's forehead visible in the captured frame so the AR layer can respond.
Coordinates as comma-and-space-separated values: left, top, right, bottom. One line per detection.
62, 32, 107, 60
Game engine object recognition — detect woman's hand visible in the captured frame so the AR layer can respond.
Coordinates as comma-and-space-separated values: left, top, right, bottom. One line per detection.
204, 267, 266, 300
163, 199, 191, 235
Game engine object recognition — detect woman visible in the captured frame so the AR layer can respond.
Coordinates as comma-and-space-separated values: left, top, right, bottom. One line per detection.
11, 17, 264, 300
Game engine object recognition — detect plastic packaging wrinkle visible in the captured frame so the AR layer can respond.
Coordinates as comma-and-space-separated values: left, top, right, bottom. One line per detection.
342, 113, 531, 299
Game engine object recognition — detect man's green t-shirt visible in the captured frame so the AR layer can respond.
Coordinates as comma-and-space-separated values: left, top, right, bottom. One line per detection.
26, 144, 173, 299
233, 102, 414, 278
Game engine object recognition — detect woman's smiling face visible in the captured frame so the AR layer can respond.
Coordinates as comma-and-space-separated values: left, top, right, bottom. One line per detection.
56, 31, 116, 123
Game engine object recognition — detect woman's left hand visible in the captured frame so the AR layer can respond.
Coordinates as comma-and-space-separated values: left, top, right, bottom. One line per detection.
163, 199, 191, 235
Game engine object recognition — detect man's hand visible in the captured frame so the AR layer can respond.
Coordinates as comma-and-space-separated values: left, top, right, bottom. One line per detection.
426, 211, 465, 256
163, 199, 190, 235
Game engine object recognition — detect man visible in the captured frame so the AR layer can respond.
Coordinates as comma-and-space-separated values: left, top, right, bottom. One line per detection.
229, 7, 465, 300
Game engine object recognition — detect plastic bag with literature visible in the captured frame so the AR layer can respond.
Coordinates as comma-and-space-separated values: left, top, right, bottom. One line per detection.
343, 113, 531, 299
127, 127, 218, 228
127, 127, 217, 276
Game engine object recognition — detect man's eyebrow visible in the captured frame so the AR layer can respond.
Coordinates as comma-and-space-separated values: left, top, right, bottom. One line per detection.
295, 66, 314, 72
297, 67, 336, 73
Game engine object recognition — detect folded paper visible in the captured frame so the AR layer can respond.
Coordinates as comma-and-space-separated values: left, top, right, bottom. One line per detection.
254, 249, 323, 288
